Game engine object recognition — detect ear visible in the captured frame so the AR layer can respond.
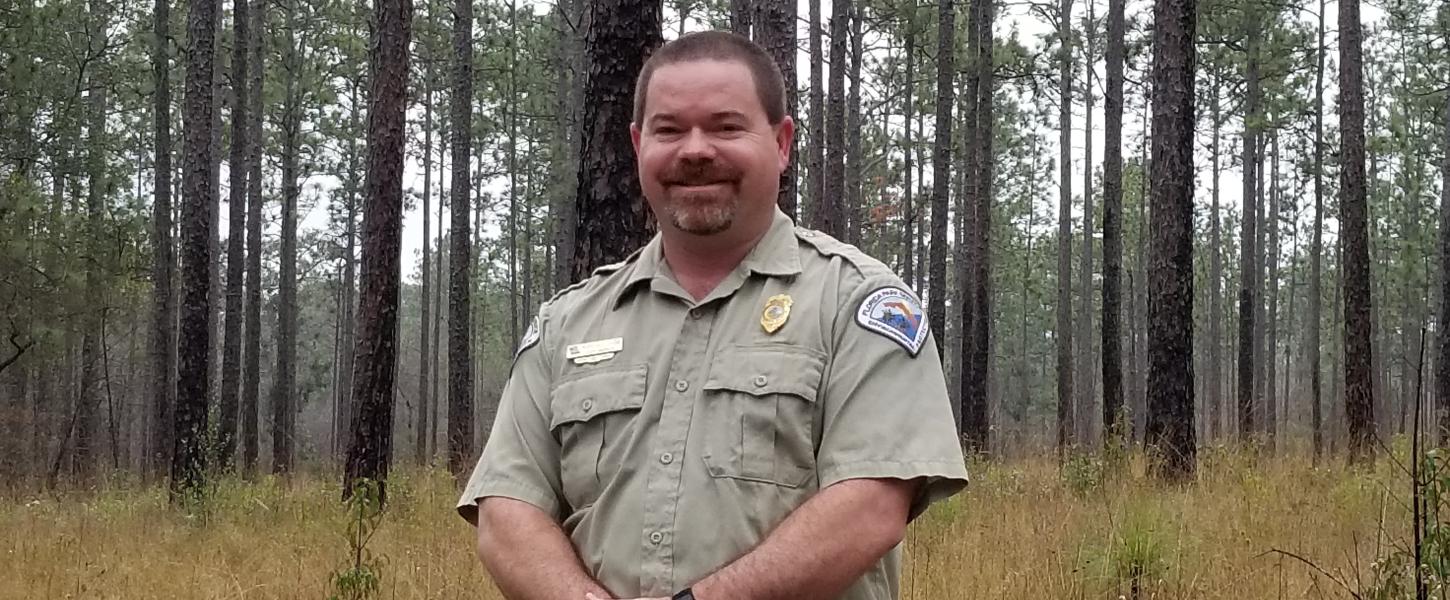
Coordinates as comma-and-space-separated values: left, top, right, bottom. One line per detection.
775, 116, 794, 171
631, 122, 642, 156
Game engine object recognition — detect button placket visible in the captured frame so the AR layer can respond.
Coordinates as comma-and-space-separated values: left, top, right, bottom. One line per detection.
640, 305, 713, 594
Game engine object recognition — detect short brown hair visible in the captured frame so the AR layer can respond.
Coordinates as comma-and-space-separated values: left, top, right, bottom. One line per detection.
633, 31, 787, 125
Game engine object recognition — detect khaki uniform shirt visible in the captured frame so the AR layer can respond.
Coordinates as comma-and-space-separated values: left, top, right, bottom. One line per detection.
458, 208, 968, 599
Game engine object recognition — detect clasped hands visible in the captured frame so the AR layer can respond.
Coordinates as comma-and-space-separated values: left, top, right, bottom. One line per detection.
586, 591, 671, 600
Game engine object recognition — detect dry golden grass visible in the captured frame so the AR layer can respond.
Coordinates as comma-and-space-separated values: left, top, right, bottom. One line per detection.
0, 448, 1403, 599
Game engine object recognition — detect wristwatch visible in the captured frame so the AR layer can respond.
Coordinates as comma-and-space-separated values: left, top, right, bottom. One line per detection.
671, 588, 696, 600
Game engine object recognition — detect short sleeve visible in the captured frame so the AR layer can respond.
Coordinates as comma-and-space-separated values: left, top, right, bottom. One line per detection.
455, 308, 564, 525
816, 276, 969, 521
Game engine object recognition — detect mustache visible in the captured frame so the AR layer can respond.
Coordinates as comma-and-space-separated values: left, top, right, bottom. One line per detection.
662, 160, 742, 185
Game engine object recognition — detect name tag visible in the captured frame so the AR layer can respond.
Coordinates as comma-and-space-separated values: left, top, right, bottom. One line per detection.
566, 337, 623, 364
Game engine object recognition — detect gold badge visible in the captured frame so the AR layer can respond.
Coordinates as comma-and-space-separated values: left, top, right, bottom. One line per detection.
761, 294, 793, 334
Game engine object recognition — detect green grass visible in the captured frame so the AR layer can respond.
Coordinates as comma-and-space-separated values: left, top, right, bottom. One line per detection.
0, 449, 1405, 599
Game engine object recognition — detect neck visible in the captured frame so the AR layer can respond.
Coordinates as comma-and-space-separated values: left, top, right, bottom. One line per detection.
660, 215, 772, 300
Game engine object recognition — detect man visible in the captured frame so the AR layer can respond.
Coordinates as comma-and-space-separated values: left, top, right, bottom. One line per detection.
457, 31, 968, 600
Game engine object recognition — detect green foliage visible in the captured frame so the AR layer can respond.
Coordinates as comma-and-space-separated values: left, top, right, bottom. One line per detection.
1061, 452, 1106, 498
329, 478, 388, 600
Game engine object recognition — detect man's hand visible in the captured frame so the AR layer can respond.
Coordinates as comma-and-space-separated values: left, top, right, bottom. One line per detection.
475, 497, 614, 600
688, 477, 918, 600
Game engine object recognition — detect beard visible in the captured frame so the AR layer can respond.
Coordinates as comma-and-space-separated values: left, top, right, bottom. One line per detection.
658, 159, 743, 235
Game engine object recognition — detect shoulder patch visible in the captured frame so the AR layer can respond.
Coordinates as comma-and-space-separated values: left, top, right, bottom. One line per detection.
516, 315, 541, 357
855, 286, 928, 357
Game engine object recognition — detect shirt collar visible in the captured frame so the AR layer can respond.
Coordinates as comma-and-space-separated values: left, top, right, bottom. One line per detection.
613, 207, 801, 309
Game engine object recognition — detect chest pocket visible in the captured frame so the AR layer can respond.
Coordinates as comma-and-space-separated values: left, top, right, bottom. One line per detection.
701, 345, 825, 487
550, 364, 647, 510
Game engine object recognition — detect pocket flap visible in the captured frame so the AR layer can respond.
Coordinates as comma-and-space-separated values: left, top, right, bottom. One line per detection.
704, 345, 825, 402
550, 364, 648, 430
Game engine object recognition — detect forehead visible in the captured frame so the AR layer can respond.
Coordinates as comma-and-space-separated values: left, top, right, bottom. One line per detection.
644, 59, 763, 119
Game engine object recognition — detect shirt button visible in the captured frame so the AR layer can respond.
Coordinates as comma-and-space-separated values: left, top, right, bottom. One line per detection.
675, 380, 689, 392
582, 398, 594, 412
649, 531, 664, 544
689, 309, 703, 320
660, 452, 674, 464
753, 375, 768, 388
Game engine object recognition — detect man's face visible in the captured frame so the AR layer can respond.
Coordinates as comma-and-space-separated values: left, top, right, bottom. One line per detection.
631, 59, 793, 237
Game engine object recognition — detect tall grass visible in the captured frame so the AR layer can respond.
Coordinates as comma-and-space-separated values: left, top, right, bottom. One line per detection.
0, 449, 1401, 599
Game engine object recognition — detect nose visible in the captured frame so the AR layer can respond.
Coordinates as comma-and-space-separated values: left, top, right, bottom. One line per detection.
677, 128, 717, 161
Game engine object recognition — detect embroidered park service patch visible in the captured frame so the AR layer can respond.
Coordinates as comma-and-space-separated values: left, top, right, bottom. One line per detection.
855, 286, 928, 357
517, 315, 540, 358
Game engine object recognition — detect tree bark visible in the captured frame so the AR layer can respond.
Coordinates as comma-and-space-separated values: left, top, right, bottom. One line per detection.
754, 0, 796, 218
1101, 0, 1125, 444
1437, 88, 1450, 444
569, 0, 660, 279
808, 0, 824, 230
447, 0, 474, 479
417, 38, 433, 466
271, 0, 300, 475
1237, 15, 1261, 444
344, 0, 412, 503
150, 0, 175, 480
218, 0, 249, 472
550, 0, 581, 289
901, 18, 915, 289
731, 0, 752, 37
960, 0, 993, 454
1076, 0, 1097, 446
241, 0, 264, 476
78, 0, 108, 483
844, 7, 862, 246
1146, 0, 1197, 481
1208, 65, 1224, 442
173, 0, 218, 500
508, 0, 520, 349
927, 0, 954, 357
1339, 0, 1374, 463
1055, 0, 1075, 455
1265, 130, 1281, 450
820, 0, 848, 239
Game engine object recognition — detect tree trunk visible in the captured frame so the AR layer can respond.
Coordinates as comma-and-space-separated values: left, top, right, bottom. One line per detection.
173, 0, 218, 500
549, 0, 579, 291
1437, 88, 1450, 444
1237, 17, 1260, 444
731, 0, 752, 36
447, 0, 474, 479
820, 0, 847, 239
1055, 0, 1075, 455
569, 0, 661, 279
844, 7, 862, 247
241, 0, 265, 476
754, 0, 796, 218
344, 0, 411, 504
78, 0, 107, 483
271, 0, 300, 476
807, 0, 824, 230
337, 78, 361, 462
927, 0, 954, 356
960, 0, 994, 454
1101, 0, 1125, 444
1146, 0, 1196, 480
1339, 0, 1374, 463
417, 47, 433, 467
1208, 65, 1223, 442
1265, 131, 1281, 450
150, 0, 175, 480
1076, 0, 1097, 447
508, 0, 520, 349
901, 18, 915, 290
218, 0, 249, 472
